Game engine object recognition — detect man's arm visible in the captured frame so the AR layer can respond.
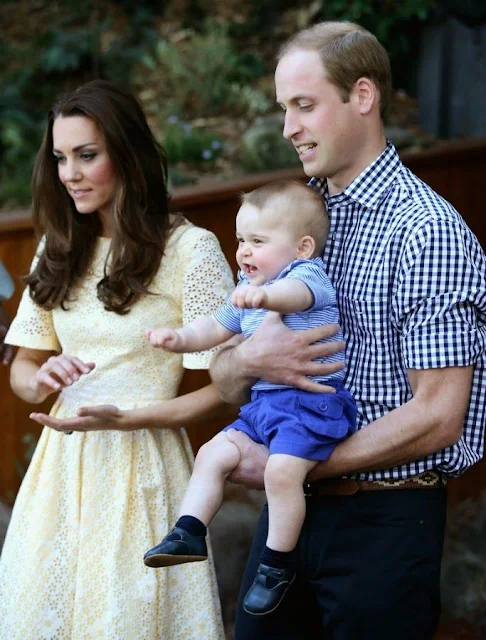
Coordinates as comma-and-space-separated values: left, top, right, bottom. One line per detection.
308, 365, 473, 479
226, 364, 474, 488
209, 312, 345, 403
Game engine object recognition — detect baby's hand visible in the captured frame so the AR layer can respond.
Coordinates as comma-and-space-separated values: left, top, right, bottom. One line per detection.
231, 285, 268, 309
145, 327, 185, 351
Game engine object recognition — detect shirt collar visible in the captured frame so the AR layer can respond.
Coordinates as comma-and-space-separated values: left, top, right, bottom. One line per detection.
309, 141, 402, 210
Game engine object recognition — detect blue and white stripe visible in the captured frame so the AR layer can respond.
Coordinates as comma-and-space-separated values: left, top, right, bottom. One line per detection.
213, 257, 346, 390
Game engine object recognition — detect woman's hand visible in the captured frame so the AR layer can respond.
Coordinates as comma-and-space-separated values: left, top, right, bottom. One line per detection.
28, 354, 95, 402
30, 404, 125, 433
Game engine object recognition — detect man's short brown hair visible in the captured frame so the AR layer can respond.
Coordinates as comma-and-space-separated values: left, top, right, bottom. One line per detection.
278, 21, 392, 122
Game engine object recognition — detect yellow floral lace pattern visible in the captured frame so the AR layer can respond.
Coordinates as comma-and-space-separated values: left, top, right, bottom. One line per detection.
0, 221, 234, 640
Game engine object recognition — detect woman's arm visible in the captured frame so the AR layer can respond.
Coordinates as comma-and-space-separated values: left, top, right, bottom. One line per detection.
30, 382, 238, 432
11, 347, 95, 404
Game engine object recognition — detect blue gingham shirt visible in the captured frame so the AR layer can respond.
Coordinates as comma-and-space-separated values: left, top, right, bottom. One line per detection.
214, 257, 346, 391
310, 142, 486, 479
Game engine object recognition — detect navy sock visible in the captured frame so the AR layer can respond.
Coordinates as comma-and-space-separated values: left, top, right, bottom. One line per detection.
175, 515, 207, 537
260, 545, 296, 570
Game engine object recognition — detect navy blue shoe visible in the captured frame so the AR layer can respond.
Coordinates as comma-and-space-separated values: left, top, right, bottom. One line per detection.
243, 563, 296, 615
143, 526, 208, 568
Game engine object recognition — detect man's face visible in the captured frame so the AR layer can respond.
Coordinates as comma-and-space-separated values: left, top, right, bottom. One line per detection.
275, 49, 362, 193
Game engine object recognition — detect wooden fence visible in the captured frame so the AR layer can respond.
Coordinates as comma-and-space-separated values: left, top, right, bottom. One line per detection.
1, 139, 486, 505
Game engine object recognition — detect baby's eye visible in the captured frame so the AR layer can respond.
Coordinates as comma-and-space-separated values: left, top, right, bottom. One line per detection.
253, 239, 263, 245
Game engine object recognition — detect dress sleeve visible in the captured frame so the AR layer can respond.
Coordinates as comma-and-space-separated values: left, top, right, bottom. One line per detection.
5, 241, 61, 352
179, 226, 235, 369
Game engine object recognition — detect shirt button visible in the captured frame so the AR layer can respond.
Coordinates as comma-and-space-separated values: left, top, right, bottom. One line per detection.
318, 402, 328, 412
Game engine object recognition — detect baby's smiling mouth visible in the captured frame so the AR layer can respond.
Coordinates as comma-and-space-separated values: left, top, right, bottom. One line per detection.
243, 264, 258, 276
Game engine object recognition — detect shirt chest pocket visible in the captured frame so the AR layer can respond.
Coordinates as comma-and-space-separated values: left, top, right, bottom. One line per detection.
339, 293, 395, 346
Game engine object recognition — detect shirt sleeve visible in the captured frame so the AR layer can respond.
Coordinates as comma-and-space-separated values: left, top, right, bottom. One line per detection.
179, 226, 235, 369
393, 218, 486, 369
5, 242, 61, 351
0, 260, 14, 301
285, 260, 336, 310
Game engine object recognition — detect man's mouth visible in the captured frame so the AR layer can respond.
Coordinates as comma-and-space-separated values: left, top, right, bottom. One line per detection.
295, 143, 316, 158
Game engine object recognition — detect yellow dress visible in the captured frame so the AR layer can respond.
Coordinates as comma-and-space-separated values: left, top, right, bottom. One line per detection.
0, 221, 234, 640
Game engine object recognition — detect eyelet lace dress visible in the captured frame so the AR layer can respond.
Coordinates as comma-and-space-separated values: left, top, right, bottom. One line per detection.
0, 220, 234, 640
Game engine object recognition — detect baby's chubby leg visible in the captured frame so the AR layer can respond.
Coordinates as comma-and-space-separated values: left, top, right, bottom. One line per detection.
241, 454, 316, 615
265, 454, 316, 552
178, 431, 242, 526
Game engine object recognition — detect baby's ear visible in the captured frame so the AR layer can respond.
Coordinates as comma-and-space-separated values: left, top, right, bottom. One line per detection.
297, 235, 315, 259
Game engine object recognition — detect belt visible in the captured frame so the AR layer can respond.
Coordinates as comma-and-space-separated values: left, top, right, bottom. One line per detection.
304, 470, 447, 497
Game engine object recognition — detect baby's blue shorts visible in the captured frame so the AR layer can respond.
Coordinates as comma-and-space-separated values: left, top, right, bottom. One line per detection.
223, 383, 357, 460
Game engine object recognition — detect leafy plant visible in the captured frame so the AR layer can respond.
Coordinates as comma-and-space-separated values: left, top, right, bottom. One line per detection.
136, 19, 270, 121
163, 117, 224, 165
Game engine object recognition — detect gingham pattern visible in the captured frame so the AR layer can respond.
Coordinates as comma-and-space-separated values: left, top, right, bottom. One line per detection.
310, 141, 486, 479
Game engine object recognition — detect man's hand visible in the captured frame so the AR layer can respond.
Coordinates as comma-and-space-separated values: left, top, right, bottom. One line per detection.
240, 312, 345, 393
231, 285, 268, 309
0, 302, 14, 366
226, 429, 269, 490
30, 404, 125, 433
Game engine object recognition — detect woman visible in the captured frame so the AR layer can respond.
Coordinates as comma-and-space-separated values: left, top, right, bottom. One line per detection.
0, 80, 234, 639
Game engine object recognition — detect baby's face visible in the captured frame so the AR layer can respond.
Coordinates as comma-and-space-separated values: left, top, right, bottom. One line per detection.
235, 203, 301, 285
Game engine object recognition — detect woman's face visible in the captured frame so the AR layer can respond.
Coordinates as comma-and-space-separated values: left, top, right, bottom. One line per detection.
52, 115, 117, 236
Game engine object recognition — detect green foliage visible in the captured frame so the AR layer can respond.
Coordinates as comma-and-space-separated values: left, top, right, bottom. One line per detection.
0, 3, 160, 209
240, 114, 301, 174
137, 20, 271, 121
318, 0, 435, 63
163, 118, 223, 165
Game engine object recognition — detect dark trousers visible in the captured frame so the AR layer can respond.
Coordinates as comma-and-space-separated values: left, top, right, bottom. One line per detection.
234, 488, 447, 640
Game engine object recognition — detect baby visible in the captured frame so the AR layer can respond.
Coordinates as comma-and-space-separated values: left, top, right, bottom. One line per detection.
143, 179, 356, 616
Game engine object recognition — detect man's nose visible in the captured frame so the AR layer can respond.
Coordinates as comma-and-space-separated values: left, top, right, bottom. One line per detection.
283, 109, 301, 140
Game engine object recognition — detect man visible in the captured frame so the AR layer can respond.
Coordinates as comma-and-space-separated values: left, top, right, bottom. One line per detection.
0, 260, 14, 366
210, 21, 486, 640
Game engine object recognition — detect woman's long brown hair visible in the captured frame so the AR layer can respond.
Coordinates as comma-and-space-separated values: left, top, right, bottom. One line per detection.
25, 79, 172, 314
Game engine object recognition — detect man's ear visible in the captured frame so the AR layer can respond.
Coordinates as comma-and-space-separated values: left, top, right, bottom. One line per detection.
353, 77, 377, 116
297, 235, 315, 259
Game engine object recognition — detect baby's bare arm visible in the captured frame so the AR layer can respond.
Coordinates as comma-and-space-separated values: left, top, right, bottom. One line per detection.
232, 279, 313, 313
147, 315, 234, 352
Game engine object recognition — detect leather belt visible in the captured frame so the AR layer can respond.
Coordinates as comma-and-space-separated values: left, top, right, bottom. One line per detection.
304, 470, 447, 497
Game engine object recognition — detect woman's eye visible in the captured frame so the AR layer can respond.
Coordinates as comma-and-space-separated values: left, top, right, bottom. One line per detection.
81, 153, 95, 161
54, 156, 65, 164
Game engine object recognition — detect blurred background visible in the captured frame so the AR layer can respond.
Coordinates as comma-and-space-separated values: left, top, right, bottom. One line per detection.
1, 2, 486, 637
1, 0, 485, 205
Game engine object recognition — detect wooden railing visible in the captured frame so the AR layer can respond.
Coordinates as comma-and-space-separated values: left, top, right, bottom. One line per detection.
1, 139, 486, 505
